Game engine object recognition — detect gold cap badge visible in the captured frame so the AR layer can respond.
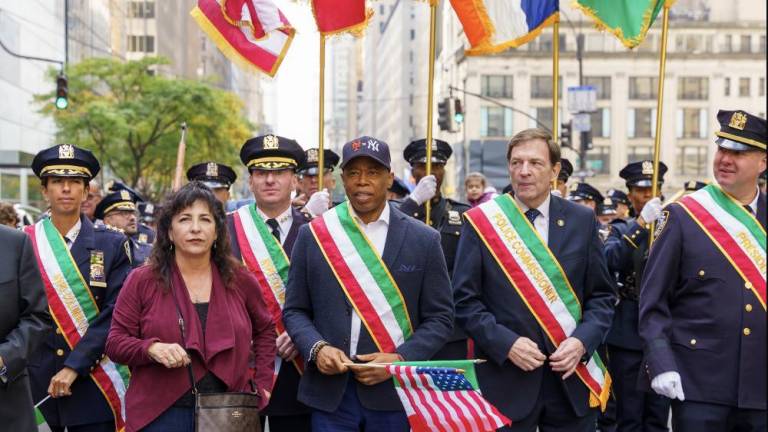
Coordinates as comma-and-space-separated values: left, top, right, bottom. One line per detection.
729, 111, 747, 130
605, 198, 613, 206
307, 148, 318, 163
264, 135, 279, 150
206, 162, 218, 177
120, 190, 131, 201
59, 144, 75, 159
642, 160, 654, 176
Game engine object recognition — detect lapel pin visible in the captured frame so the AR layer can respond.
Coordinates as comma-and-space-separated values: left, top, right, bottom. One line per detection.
557, 219, 565, 227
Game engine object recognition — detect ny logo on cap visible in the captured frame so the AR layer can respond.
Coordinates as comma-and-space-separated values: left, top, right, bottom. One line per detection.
264, 135, 279, 150
365, 139, 380, 152
206, 162, 218, 177
59, 144, 75, 159
120, 190, 131, 201
729, 112, 747, 130
307, 148, 318, 163
642, 160, 654, 175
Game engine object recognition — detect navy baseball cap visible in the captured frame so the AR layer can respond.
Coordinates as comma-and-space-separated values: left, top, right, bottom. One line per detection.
340, 136, 391, 170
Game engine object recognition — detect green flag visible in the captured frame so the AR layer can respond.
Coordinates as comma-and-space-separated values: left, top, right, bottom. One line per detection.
35, 407, 46, 426
574, 0, 674, 48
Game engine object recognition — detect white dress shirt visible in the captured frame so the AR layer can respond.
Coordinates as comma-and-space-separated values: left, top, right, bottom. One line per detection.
747, 187, 759, 215
515, 193, 552, 245
64, 219, 82, 250
348, 203, 391, 357
257, 206, 293, 246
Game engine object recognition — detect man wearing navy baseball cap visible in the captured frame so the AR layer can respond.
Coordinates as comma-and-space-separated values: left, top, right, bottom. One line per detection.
284, 136, 454, 432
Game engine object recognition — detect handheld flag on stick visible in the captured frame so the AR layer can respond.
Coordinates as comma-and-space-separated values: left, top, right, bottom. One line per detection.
386, 360, 511, 432
191, 0, 295, 77
449, 0, 559, 55
574, 0, 676, 49
311, 0, 372, 36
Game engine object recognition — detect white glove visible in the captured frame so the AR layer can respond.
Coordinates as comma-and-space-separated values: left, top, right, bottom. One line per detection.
409, 175, 437, 205
305, 189, 330, 217
640, 197, 663, 224
651, 371, 685, 401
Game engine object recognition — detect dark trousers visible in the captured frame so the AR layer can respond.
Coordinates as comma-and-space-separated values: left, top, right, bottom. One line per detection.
261, 413, 311, 432
311, 380, 409, 432
500, 367, 598, 432
50, 421, 115, 432
672, 400, 767, 432
140, 407, 194, 432
608, 346, 670, 431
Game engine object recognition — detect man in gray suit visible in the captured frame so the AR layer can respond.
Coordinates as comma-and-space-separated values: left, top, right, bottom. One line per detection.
0, 224, 50, 431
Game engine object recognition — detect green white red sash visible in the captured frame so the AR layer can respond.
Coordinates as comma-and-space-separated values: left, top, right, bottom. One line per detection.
464, 195, 611, 410
25, 219, 129, 432
309, 202, 413, 353
678, 185, 766, 310
231, 204, 304, 375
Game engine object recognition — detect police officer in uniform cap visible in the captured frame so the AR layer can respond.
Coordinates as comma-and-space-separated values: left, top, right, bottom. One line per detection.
607, 189, 632, 219
398, 138, 471, 359
107, 180, 156, 245
28, 144, 132, 432
568, 182, 603, 212
227, 134, 311, 432
640, 110, 767, 431
603, 159, 670, 432
554, 158, 573, 197
294, 148, 340, 216
94, 190, 151, 268
186, 161, 237, 207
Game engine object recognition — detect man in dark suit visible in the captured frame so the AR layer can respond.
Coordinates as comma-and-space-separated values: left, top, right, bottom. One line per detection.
453, 128, 616, 431
639, 110, 767, 431
226, 134, 311, 432
0, 224, 51, 431
283, 136, 454, 432
27, 144, 132, 432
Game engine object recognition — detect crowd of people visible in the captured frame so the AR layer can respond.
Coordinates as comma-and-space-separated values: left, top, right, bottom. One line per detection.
0, 109, 765, 432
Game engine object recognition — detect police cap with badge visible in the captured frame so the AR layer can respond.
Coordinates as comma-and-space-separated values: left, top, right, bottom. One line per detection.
403, 138, 452, 165
619, 160, 668, 188
186, 162, 237, 189
240, 134, 306, 171
568, 182, 603, 203
606, 188, 631, 207
94, 190, 137, 220
299, 148, 340, 176
598, 197, 618, 216
558, 158, 574, 183
32, 144, 100, 180
107, 180, 145, 202
715, 109, 766, 152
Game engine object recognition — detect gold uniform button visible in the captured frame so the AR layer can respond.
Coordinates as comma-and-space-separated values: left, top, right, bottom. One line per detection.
56, 349, 64, 356
745, 304, 753, 312
698, 270, 705, 277
690, 339, 697, 345
745, 282, 753, 289
743, 328, 751, 336
55, 328, 62, 335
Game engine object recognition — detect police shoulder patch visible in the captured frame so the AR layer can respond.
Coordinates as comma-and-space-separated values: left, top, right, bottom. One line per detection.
447, 210, 462, 225
654, 210, 670, 238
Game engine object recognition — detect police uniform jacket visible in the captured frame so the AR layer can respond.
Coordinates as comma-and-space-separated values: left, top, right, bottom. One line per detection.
638, 193, 766, 410
28, 215, 132, 427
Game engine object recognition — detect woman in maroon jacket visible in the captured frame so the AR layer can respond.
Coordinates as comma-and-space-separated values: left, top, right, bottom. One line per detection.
106, 182, 276, 432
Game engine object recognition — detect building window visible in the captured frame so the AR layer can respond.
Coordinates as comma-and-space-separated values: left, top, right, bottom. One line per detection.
628, 146, 653, 164
481, 75, 514, 98
128, 35, 155, 53
725, 77, 731, 96
675, 34, 705, 53
723, 35, 732, 52
628, 108, 655, 138
410, 29, 415, 40
677, 108, 708, 139
739, 77, 750, 97
129, 1, 155, 18
740, 35, 751, 53
534, 107, 553, 132
760, 78, 765, 97
677, 146, 708, 176
531, 76, 562, 99
584, 76, 611, 100
528, 34, 567, 52
760, 35, 766, 53
480, 107, 513, 137
586, 147, 610, 175
629, 77, 658, 100
677, 77, 708, 100
590, 108, 611, 138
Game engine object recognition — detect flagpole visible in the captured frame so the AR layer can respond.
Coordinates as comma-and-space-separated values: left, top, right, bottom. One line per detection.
172, 122, 188, 192
424, 1, 437, 225
318, 35, 327, 191
552, 15, 560, 190
649, 5, 670, 245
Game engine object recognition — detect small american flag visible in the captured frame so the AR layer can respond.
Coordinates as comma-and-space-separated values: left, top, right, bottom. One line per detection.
386, 362, 511, 432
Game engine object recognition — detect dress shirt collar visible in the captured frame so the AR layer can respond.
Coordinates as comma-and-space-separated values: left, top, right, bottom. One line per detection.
349, 201, 391, 227
514, 193, 552, 220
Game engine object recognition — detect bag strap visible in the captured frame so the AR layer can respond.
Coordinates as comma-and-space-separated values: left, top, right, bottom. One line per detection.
169, 278, 198, 395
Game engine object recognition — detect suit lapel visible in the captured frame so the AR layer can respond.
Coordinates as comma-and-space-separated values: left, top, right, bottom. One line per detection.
382, 204, 407, 270
547, 196, 566, 259
70, 215, 95, 278
757, 193, 766, 229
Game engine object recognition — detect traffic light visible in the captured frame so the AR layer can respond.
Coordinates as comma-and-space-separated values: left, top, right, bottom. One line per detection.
437, 97, 453, 131
580, 130, 593, 152
55, 72, 68, 110
560, 120, 573, 148
453, 98, 464, 126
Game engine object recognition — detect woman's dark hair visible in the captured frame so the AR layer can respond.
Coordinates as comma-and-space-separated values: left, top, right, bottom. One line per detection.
148, 181, 241, 290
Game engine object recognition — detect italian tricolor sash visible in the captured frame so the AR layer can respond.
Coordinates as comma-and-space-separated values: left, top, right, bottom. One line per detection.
24, 219, 129, 432
464, 195, 611, 410
310, 202, 413, 353
678, 185, 766, 310
231, 204, 304, 375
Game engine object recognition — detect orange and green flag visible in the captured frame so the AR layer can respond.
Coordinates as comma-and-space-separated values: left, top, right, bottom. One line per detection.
574, 0, 675, 49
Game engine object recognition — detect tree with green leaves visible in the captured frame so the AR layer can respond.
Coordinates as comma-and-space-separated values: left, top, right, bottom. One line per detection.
36, 56, 253, 200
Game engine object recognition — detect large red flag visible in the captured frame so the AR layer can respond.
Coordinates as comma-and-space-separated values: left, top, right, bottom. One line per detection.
311, 0, 371, 36
191, 0, 295, 77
